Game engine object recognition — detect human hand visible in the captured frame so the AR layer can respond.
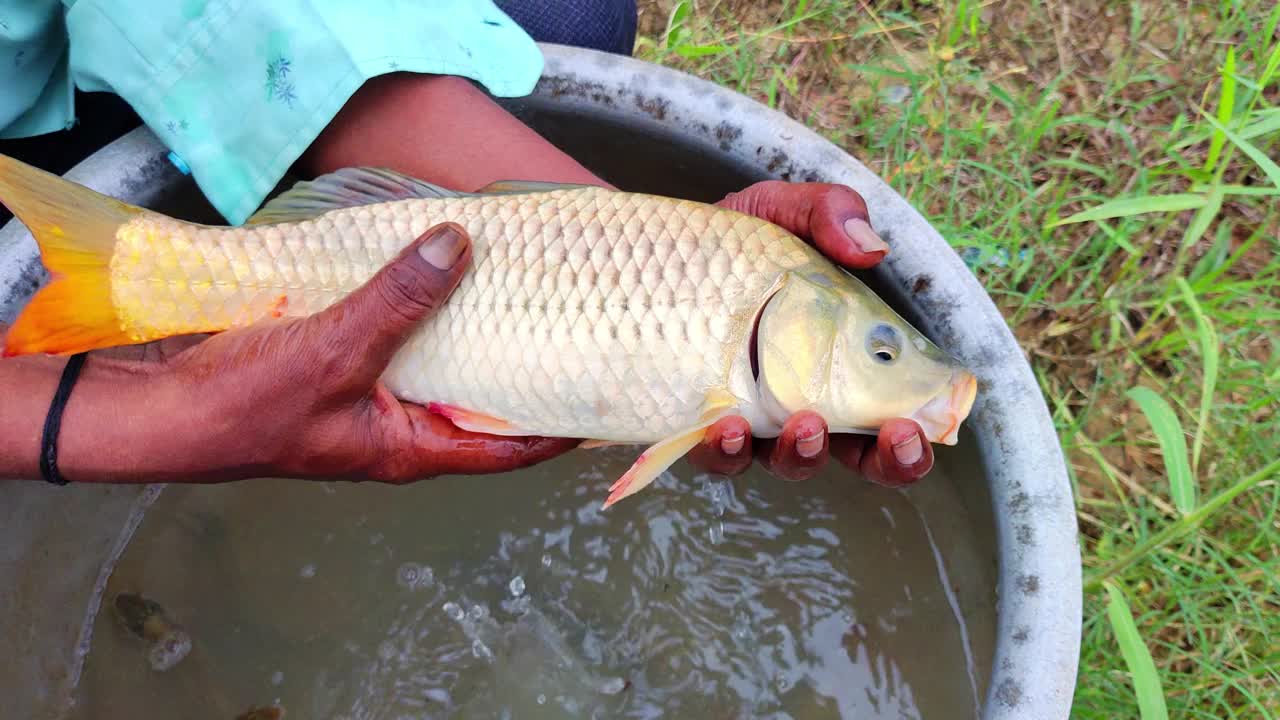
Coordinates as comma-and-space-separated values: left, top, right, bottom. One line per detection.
687, 181, 935, 487
141, 222, 577, 484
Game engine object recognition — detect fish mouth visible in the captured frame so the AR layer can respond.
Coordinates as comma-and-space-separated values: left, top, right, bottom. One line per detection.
909, 370, 978, 446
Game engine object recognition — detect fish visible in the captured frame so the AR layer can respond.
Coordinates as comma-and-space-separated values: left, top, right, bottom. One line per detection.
0, 153, 977, 507
111, 592, 192, 671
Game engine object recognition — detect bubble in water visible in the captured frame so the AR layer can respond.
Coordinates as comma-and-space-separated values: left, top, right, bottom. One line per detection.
841, 609, 854, 624
299, 563, 317, 579
147, 629, 191, 672
537, 694, 547, 705
509, 576, 525, 597
424, 688, 450, 705
599, 677, 627, 695
443, 602, 463, 621
776, 676, 791, 692
541, 554, 553, 568
270, 670, 284, 686
471, 638, 493, 661
370, 532, 384, 545
468, 604, 487, 621
396, 563, 423, 589
379, 640, 396, 661
708, 522, 724, 545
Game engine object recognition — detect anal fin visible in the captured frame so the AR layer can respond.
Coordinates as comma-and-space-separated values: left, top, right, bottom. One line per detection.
602, 395, 737, 509
427, 403, 531, 436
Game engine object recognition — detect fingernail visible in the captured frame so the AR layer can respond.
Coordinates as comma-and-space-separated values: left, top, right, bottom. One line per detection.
721, 430, 745, 456
844, 218, 889, 255
418, 226, 466, 269
892, 434, 923, 465
796, 430, 824, 459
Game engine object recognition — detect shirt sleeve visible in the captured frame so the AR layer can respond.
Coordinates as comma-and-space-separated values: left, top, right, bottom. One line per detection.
0, 0, 75, 139
61, 0, 544, 225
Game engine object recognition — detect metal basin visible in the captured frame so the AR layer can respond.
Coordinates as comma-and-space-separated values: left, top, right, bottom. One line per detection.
0, 44, 1080, 719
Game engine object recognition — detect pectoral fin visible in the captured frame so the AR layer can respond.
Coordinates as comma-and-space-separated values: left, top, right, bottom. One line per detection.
602, 395, 737, 509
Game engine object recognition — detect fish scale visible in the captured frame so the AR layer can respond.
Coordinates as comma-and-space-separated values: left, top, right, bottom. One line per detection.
108, 188, 811, 441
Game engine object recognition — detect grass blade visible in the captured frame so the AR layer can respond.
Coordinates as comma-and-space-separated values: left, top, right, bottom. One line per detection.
1105, 583, 1169, 720
1126, 387, 1195, 513
1198, 109, 1280, 190
1174, 278, 1220, 475
1205, 47, 1236, 172
1047, 194, 1206, 227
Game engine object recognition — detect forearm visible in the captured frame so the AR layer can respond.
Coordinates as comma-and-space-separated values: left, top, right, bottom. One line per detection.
299, 74, 615, 190
0, 346, 256, 483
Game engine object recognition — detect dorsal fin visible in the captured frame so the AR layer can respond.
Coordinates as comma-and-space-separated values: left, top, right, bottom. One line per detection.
246, 170, 603, 225
473, 179, 600, 195
246, 167, 470, 225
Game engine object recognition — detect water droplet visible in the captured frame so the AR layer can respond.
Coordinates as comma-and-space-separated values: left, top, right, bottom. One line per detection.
509, 576, 525, 597
599, 677, 626, 695
270, 670, 284, 686
443, 602, 463, 621
541, 554, 553, 568
299, 563, 317, 579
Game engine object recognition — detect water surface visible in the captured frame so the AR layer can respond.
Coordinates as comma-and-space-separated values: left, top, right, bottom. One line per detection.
70, 446, 995, 719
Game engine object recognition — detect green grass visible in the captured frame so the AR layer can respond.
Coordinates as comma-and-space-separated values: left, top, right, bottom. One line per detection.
634, 1, 1280, 716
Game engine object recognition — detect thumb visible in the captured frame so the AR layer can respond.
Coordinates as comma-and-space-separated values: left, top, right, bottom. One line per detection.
717, 181, 887, 269
317, 222, 471, 374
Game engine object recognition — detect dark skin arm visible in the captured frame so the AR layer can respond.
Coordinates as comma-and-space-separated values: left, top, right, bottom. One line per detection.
0, 73, 931, 487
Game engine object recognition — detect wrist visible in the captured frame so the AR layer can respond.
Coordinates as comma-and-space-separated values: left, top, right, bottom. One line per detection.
53, 358, 269, 484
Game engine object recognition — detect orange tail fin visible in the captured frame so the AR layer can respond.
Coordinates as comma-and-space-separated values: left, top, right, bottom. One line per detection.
0, 154, 145, 356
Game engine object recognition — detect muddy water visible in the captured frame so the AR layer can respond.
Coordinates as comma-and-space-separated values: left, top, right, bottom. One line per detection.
68, 442, 995, 720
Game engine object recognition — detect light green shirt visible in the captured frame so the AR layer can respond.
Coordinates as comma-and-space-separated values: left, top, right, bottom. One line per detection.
0, 1, 543, 224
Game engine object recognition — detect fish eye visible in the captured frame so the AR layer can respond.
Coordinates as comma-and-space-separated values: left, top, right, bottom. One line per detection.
866, 324, 903, 364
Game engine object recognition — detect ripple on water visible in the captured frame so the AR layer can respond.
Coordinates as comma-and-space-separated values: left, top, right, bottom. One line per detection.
71, 450, 993, 720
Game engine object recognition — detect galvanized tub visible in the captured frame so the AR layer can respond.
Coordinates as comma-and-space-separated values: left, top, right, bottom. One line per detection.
0, 44, 1081, 718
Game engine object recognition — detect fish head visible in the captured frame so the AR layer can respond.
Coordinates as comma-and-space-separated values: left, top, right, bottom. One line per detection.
755, 270, 977, 445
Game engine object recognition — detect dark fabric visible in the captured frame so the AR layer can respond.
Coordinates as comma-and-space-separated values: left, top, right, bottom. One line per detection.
0, 0, 639, 226
495, 0, 637, 56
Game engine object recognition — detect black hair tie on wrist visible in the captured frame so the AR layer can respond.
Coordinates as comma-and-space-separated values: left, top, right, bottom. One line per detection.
40, 352, 88, 486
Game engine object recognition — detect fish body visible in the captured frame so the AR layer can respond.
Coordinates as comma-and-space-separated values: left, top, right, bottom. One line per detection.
0, 156, 976, 506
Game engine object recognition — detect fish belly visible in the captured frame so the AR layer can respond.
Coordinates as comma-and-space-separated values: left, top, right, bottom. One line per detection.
108, 189, 815, 441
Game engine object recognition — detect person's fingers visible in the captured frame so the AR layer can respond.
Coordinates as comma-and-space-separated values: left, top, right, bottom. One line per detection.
687, 416, 754, 476
312, 222, 471, 383
715, 181, 888, 269
758, 410, 829, 481
858, 418, 933, 487
829, 434, 872, 473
